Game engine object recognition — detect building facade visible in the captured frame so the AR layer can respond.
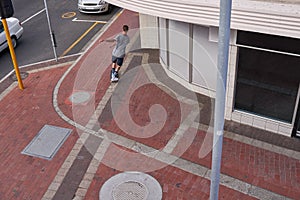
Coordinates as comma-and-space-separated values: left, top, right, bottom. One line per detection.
107, 0, 300, 137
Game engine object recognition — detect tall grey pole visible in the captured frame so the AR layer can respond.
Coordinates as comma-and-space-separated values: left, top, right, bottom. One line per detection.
210, 0, 232, 199
43, 0, 58, 61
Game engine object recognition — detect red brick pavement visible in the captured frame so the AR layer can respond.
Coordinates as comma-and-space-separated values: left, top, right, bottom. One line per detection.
85, 154, 257, 200
100, 82, 183, 150
97, 54, 300, 199
176, 129, 300, 199
0, 8, 299, 200
0, 65, 79, 199
0, 9, 142, 200
0, 9, 141, 200
98, 72, 300, 199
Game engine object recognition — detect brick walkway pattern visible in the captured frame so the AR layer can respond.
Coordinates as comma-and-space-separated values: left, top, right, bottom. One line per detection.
0, 9, 299, 200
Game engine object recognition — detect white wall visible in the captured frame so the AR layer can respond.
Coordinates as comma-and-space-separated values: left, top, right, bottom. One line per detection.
139, 14, 159, 49
169, 20, 190, 81
192, 25, 218, 91
159, 18, 168, 66
159, 18, 218, 96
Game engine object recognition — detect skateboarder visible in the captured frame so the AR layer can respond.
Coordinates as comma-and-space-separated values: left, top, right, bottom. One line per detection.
101, 25, 130, 82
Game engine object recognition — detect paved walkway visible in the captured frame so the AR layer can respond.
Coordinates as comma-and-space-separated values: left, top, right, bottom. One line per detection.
0, 9, 299, 200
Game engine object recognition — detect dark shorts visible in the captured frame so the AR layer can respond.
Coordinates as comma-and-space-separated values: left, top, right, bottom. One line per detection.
112, 56, 124, 67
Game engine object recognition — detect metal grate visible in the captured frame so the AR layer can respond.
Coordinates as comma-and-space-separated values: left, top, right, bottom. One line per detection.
100, 172, 162, 200
21, 125, 72, 160
113, 181, 148, 200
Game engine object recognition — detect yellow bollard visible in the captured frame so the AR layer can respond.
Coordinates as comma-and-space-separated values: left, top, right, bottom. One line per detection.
2, 18, 24, 90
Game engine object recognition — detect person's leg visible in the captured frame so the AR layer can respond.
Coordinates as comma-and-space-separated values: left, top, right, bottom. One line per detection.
111, 56, 118, 81
112, 56, 117, 70
114, 57, 124, 78
114, 66, 119, 78
115, 65, 119, 72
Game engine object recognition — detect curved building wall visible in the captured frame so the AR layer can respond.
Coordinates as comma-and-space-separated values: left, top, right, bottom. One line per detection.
156, 16, 300, 137
157, 17, 235, 96
107, 1, 300, 137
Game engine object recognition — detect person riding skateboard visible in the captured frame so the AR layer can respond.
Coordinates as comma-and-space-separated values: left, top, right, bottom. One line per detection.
103, 25, 130, 82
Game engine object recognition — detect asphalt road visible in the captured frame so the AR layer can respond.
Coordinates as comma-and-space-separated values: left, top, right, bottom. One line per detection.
0, 0, 120, 79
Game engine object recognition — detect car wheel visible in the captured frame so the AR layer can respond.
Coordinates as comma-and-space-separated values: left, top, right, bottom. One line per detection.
11, 37, 17, 48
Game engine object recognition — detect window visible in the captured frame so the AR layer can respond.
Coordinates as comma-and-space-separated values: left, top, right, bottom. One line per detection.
235, 31, 300, 123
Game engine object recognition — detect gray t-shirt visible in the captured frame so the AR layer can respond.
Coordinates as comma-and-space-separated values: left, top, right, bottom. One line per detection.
112, 33, 130, 58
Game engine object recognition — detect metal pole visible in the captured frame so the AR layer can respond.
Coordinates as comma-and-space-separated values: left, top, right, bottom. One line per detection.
2, 18, 24, 90
43, 0, 57, 61
209, 0, 232, 199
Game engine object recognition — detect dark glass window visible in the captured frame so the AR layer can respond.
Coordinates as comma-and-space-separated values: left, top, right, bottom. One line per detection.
235, 47, 300, 122
237, 31, 300, 55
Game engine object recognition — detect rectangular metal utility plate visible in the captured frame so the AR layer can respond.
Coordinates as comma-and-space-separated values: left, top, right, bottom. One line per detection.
21, 125, 72, 160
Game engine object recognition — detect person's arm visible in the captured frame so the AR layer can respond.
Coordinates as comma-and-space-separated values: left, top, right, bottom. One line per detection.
99, 35, 119, 47
99, 38, 116, 48
103, 39, 115, 42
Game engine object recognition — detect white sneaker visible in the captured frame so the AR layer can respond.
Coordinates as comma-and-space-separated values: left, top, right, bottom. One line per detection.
112, 77, 119, 82
111, 72, 115, 82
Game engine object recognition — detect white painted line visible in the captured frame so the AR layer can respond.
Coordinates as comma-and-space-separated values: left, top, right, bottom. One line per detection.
19, 53, 82, 70
0, 82, 17, 101
26, 61, 75, 74
72, 18, 107, 24
21, 8, 46, 25
0, 70, 14, 84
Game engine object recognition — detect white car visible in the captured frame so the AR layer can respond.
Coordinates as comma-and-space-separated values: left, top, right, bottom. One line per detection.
0, 17, 23, 53
78, 0, 111, 14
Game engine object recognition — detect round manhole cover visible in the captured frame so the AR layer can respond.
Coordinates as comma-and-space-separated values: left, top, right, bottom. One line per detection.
100, 172, 162, 200
113, 181, 148, 200
68, 91, 91, 104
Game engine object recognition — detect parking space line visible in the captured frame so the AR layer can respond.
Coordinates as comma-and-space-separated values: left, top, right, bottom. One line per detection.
72, 18, 107, 24
21, 9, 45, 25
60, 22, 99, 57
